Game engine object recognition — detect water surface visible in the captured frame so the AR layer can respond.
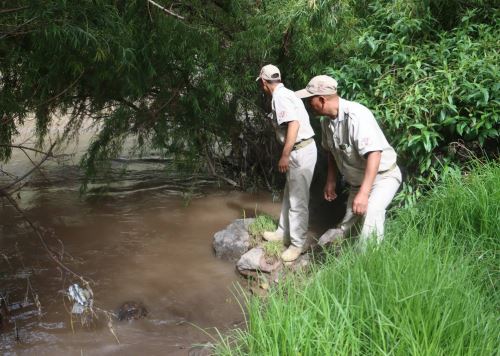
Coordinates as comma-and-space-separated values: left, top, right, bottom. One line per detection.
0, 121, 281, 355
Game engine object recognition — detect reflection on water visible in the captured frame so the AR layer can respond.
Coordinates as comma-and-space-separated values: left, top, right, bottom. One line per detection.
0, 122, 281, 355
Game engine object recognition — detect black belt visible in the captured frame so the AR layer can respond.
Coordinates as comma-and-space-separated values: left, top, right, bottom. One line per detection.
292, 137, 314, 151
379, 162, 398, 174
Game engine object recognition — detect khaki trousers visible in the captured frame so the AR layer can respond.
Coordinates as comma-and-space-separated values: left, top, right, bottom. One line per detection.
340, 166, 402, 245
277, 142, 317, 248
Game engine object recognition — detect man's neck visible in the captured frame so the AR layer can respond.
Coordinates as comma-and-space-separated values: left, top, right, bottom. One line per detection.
268, 82, 283, 93
328, 96, 340, 119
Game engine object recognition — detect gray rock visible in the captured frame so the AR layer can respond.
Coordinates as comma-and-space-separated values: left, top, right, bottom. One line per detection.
213, 218, 255, 261
236, 247, 281, 274
188, 342, 214, 356
236, 247, 263, 272
318, 228, 344, 247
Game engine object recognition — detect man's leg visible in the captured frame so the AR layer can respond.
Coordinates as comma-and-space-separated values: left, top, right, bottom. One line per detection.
339, 187, 361, 235
276, 182, 290, 235
282, 143, 317, 261
263, 166, 291, 242
359, 167, 402, 246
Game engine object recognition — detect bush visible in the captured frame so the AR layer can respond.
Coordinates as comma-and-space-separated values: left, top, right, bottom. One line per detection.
324, 4, 499, 205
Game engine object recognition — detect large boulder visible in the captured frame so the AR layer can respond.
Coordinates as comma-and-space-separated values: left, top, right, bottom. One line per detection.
213, 218, 255, 261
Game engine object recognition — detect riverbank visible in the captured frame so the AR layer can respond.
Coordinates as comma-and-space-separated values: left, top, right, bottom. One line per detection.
216, 162, 499, 355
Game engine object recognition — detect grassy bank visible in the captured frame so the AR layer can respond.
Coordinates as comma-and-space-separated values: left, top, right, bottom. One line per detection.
217, 162, 499, 355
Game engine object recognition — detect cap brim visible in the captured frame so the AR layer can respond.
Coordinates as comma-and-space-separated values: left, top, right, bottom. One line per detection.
295, 89, 315, 99
255, 76, 261, 82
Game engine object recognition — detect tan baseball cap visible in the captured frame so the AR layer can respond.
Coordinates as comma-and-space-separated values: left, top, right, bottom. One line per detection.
256, 64, 281, 81
295, 75, 338, 98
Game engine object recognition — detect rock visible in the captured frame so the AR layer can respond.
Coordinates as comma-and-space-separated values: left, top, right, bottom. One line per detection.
116, 301, 148, 321
249, 285, 268, 297
317, 228, 344, 247
213, 218, 255, 261
236, 247, 263, 272
284, 253, 311, 270
236, 247, 281, 275
260, 280, 270, 290
188, 343, 214, 356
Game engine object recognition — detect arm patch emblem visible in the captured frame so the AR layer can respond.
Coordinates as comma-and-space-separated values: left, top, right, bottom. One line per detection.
361, 137, 371, 146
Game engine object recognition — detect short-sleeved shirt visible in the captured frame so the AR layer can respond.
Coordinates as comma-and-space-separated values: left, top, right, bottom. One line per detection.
321, 98, 397, 186
271, 83, 315, 144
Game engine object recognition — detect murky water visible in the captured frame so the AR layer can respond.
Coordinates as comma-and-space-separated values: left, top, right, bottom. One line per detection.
0, 121, 282, 355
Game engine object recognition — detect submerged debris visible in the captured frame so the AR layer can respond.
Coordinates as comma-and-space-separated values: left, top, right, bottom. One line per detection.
116, 301, 148, 321
0, 296, 9, 331
67, 283, 93, 314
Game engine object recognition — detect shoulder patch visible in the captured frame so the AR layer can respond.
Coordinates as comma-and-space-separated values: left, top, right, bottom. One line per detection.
361, 137, 371, 146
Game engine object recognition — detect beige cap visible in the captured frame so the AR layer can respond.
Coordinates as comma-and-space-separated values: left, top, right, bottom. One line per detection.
256, 64, 281, 81
295, 75, 338, 98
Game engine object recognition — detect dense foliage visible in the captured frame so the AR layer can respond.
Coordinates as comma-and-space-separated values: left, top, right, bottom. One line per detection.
1, 0, 498, 198
323, 2, 500, 204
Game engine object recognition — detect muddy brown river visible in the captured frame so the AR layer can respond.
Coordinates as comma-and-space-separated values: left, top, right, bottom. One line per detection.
0, 122, 285, 355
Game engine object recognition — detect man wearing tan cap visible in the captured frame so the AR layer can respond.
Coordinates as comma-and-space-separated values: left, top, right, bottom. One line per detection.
256, 64, 317, 262
296, 75, 401, 249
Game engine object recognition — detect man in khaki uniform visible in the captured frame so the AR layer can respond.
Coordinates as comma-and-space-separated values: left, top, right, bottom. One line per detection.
256, 64, 317, 262
296, 75, 401, 248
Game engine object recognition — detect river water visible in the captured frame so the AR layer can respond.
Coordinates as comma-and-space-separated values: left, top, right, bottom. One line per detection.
0, 120, 283, 355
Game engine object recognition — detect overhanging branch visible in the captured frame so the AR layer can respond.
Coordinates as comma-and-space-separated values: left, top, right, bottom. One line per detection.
0, 141, 57, 193
146, 0, 185, 20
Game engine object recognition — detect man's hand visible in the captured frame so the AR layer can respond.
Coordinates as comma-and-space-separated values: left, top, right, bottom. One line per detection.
324, 181, 337, 201
278, 154, 289, 173
352, 190, 369, 215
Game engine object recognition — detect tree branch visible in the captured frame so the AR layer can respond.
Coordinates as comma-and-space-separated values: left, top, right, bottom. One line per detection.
0, 181, 88, 284
0, 144, 58, 157
37, 72, 84, 107
19, 147, 51, 183
0, 141, 57, 193
0, 6, 28, 15
146, 0, 185, 20
203, 144, 239, 187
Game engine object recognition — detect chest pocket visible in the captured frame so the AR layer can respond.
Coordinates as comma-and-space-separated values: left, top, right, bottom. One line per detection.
334, 114, 353, 158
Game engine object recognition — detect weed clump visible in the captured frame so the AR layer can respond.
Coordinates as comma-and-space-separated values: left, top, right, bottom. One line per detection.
247, 215, 277, 246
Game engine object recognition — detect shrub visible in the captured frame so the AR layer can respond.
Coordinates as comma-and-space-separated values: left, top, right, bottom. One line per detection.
324, 4, 499, 205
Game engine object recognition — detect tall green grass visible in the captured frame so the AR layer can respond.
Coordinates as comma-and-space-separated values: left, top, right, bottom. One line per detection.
217, 162, 499, 355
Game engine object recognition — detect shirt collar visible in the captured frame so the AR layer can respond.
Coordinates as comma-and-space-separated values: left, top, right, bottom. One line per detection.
337, 97, 347, 122
272, 83, 285, 98
328, 98, 346, 127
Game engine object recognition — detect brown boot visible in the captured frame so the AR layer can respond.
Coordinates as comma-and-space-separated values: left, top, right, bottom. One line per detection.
262, 231, 284, 242
281, 245, 303, 262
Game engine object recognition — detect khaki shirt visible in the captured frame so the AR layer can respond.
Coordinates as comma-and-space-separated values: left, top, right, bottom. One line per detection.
271, 83, 315, 144
321, 98, 397, 186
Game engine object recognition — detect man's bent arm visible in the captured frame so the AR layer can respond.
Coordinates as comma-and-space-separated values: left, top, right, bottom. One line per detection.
278, 120, 299, 173
359, 151, 381, 195
282, 121, 299, 157
326, 152, 337, 184
353, 151, 381, 215
324, 152, 338, 201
